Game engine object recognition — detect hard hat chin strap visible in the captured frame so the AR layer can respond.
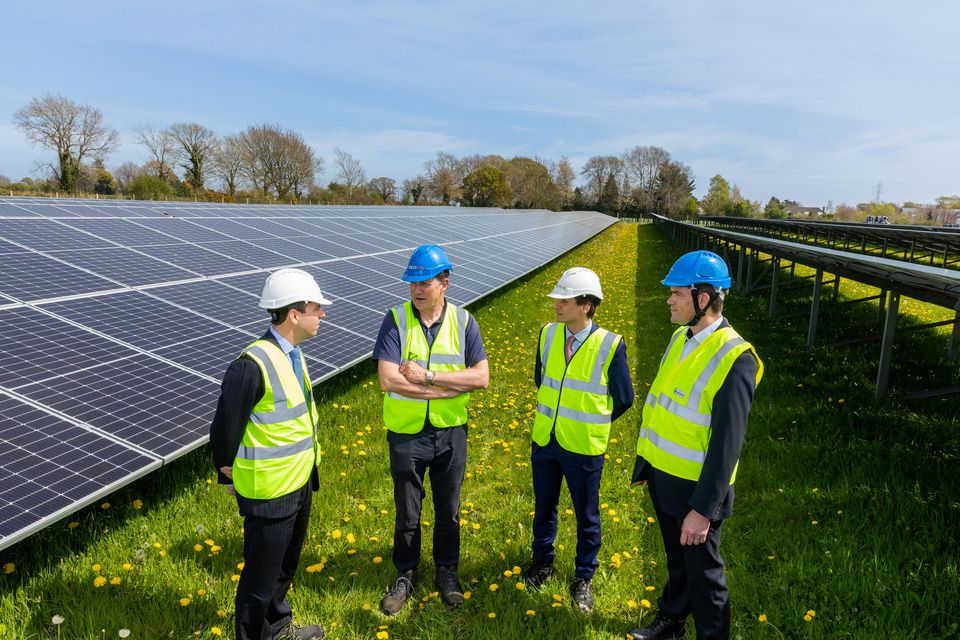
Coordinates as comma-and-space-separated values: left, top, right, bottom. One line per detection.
687, 285, 722, 327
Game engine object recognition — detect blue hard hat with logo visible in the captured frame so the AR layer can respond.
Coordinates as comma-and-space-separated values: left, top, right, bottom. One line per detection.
402, 244, 453, 282
662, 250, 731, 288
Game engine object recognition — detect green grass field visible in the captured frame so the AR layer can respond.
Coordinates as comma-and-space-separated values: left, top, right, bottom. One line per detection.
1, 223, 958, 639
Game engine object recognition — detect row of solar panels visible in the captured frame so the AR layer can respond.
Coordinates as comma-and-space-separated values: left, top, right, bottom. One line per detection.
0, 197, 618, 550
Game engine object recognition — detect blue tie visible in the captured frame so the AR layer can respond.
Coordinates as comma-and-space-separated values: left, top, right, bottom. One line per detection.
289, 347, 306, 395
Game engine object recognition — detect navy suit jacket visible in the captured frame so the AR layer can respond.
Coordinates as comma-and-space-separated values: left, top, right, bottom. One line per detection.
632, 319, 758, 521
209, 330, 319, 518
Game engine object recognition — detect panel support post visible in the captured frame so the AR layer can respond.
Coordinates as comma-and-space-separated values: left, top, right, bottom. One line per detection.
876, 291, 900, 398
951, 309, 960, 361
769, 256, 780, 318
736, 246, 745, 291
807, 268, 823, 347
745, 250, 754, 295
877, 289, 887, 325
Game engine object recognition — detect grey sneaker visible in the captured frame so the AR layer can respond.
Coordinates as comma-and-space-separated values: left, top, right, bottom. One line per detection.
435, 565, 465, 608
275, 623, 325, 639
380, 570, 416, 615
570, 577, 594, 613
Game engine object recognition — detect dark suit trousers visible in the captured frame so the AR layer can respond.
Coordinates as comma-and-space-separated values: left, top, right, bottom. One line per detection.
650, 479, 729, 640
388, 424, 467, 572
235, 482, 313, 640
531, 438, 605, 580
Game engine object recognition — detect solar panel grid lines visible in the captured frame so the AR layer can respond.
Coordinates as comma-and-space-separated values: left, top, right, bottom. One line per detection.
0, 196, 617, 550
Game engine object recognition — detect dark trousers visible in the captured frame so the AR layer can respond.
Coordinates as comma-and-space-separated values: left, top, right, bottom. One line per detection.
388, 424, 467, 573
650, 482, 729, 640
235, 483, 312, 640
531, 438, 605, 580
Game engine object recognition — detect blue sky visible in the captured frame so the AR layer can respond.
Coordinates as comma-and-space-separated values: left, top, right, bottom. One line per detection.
2, 0, 958, 206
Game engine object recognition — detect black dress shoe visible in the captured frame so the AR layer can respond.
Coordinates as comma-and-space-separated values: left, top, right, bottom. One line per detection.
627, 612, 686, 639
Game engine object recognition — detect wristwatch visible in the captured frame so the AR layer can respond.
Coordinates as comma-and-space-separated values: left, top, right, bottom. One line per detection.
425, 370, 436, 386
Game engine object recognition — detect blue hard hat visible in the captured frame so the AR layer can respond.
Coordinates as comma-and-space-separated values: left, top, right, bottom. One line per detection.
662, 250, 731, 288
402, 244, 453, 282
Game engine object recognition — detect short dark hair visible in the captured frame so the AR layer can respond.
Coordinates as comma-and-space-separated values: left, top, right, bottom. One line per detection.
575, 294, 601, 319
269, 301, 306, 325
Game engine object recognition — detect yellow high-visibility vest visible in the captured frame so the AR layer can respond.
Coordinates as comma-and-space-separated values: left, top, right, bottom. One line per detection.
636, 325, 763, 482
232, 340, 318, 500
533, 323, 622, 455
383, 302, 471, 434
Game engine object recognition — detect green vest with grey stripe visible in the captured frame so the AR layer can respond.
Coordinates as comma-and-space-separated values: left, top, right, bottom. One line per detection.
637, 325, 763, 482
383, 301, 471, 434
232, 340, 319, 500
533, 323, 622, 455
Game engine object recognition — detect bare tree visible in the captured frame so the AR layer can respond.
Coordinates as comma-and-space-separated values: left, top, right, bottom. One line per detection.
333, 148, 366, 202
623, 145, 671, 213
402, 176, 428, 204
580, 155, 624, 207
368, 177, 397, 203
166, 122, 218, 191
551, 156, 576, 209
212, 134, 247, 196
423, 152, 464, 204
133, 124, 175, 182
113, 161, 145, 192
13, 93, 119, 192
236, 124, 321, 200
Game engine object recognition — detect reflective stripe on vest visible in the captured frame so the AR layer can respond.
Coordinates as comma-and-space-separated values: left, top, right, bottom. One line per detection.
637, 326, 763, 482
532, 324, 622, 455
383, 301, 471, 434
232, 340, 318, 500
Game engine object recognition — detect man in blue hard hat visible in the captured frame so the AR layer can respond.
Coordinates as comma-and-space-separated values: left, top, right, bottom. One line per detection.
372, 244, 489, 615
628, 251, 763, 640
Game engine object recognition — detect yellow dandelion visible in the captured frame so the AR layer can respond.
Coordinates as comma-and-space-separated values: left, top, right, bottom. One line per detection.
237, 561, 245, 570
68, 521, 79, 529
100, 502, 110, 510
806, 609, 816, 617
463, 591, 472, 600
627, 600, 637, 609
92, 563, 101, 572
331, 529, 342, 539
640, 599, 651, 608
210, 545, 221, 554
512, 566, 521, 574
551, 602, 563, 608
197, 588, 206, 596
515, 581, 526, 590
373, 556, 383, 564
376, 632, 388, 640
346, 533, 356, 544
179, 597, 191, 606
758, 614, 767, 622
231, 574, 240, 582
526, 610, 536, 616
122, 563, 132, 571
552, 594, 563, 602
804, 614, 813, 622
3, 563, 14, 574
132, 499, 143, 510
489, 583, 499, 591
564, 508, 574, 515
204, 539, 214, 546
110, 577, 121, 585
93, 576, 107, 587
646, 516, 655, 524
216, 609, 227, 618
487, 612, 496, 619
211, 628, 222, 636
645, 585, 656, 591
194, 544, 203, 552
358, 504, 367, 512
503, 569, 513, 577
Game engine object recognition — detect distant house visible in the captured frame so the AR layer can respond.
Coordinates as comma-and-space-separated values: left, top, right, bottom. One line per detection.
784, 205, 824, 216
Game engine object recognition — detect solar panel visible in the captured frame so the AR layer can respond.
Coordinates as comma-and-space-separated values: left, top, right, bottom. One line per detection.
0, 196, 617, 551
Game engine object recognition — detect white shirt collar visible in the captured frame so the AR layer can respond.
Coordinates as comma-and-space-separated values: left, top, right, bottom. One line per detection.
269, 325, 296, 355
687, 316, 724, 346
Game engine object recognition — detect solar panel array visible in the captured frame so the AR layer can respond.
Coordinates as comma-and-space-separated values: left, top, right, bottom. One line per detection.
0, 196, 616, 550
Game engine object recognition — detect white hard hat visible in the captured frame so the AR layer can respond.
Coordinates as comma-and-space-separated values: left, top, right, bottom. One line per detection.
546, 267, 603, 300
258, 268, 332, 309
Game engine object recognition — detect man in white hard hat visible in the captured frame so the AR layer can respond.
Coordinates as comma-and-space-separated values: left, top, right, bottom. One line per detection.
210, 268, 330, 640
524, 267, 635, 613
372, 244, 489, 615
